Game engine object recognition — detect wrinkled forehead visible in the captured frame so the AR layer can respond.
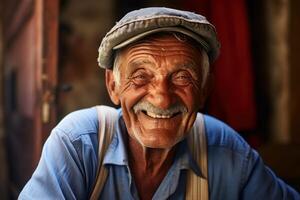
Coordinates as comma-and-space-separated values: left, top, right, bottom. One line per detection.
124, 32, 204, 52
114, 32, 205, 63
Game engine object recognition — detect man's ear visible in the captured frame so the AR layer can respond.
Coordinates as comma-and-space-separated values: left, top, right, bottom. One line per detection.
105, 70, 120, 105
199, 74, 214, 109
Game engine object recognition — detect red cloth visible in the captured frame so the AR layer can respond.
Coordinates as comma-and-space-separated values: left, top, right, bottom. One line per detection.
182, 0, 257, 131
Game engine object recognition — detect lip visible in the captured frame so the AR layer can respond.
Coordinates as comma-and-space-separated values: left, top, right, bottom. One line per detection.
136, 110, 183, 130
141, 110, 181, 119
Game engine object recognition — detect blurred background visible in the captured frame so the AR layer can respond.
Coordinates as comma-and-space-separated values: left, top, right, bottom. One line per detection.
0, 0, 300, 199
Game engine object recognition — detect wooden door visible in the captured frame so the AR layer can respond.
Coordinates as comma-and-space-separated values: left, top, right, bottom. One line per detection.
2, 0, 58, 197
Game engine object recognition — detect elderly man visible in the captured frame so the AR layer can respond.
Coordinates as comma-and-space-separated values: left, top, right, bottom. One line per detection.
19, 7, 299, 200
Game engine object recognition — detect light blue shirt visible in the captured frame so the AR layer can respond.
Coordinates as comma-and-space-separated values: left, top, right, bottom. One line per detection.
19, 107, 299, 199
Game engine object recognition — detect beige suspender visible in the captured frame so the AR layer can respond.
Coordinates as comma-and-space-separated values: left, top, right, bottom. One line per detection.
185, 114, 209, 200
90, 106, 209, 200
90, 106, 118, 200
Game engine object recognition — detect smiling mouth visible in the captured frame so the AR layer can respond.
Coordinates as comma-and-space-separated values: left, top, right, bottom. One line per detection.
141, 110, 181, 119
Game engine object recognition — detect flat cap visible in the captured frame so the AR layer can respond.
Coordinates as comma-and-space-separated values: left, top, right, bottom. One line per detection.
98, 7, 220, 69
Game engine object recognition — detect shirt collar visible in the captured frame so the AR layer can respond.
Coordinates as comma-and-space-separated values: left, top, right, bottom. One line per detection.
103, 110, 203, 177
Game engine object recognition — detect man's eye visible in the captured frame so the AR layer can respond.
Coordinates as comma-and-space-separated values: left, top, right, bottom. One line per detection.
172, 72, 192, 86
131, 74, 149, 85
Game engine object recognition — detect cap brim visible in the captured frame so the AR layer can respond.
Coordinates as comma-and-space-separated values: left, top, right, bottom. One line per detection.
113, 27, 210, 52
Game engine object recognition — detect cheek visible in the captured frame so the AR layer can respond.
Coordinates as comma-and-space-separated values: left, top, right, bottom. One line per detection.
119, 84, 148, 110
119, 86, 149, 134
175, 85, 201, 110
119, 85, 148, 129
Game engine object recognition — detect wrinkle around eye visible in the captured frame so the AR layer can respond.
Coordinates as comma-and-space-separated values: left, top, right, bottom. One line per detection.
171, 71, 194, 86
128, 69, 153, 86
131, 76, 149, 86
119, 79, 134, 95
191, 78, 202, 92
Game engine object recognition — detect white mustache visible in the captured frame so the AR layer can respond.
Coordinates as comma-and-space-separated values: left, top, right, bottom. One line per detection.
133, 101, 187, 116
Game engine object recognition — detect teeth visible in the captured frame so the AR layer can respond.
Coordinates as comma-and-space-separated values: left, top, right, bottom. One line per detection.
146, 111, 172, 119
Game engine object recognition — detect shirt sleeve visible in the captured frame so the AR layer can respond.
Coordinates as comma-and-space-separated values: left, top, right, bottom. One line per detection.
18, 127, 96, 200
241, 149, 300, 199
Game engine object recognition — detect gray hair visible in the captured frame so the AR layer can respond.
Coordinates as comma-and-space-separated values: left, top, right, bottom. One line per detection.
112, 43, 210, 89
112, 52, 122, 86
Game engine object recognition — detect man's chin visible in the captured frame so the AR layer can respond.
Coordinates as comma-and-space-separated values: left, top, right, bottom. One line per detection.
127, 111, 191, 148
135, 128, 185, 149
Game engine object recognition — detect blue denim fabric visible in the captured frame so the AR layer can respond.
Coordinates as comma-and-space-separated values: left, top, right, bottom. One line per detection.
19, 107, 299, 200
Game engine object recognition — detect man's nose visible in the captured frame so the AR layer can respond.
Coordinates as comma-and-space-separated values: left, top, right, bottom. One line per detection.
147, 78, 174, 109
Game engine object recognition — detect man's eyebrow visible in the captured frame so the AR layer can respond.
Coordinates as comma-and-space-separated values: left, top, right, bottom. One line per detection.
128, 59, 155, 69
175, 62, 198, 71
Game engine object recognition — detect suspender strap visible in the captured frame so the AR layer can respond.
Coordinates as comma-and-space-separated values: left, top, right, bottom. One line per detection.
185, 113, 209, 200
89, 106, 118, 200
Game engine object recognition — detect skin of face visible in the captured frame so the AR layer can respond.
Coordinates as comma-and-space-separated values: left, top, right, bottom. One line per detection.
106, 33, 209, 149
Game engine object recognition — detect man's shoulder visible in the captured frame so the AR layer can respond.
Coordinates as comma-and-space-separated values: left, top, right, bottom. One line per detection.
54, 107, 99, 142
202, 114, 250, 154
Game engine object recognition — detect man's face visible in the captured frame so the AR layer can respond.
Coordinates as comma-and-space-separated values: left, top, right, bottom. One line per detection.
107, 34, 208, 149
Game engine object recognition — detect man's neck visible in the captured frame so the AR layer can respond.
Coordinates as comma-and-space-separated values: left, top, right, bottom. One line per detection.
127, 136, 176, 200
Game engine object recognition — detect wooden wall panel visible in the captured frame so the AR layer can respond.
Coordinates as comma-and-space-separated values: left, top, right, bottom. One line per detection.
3, 0, 58, 197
